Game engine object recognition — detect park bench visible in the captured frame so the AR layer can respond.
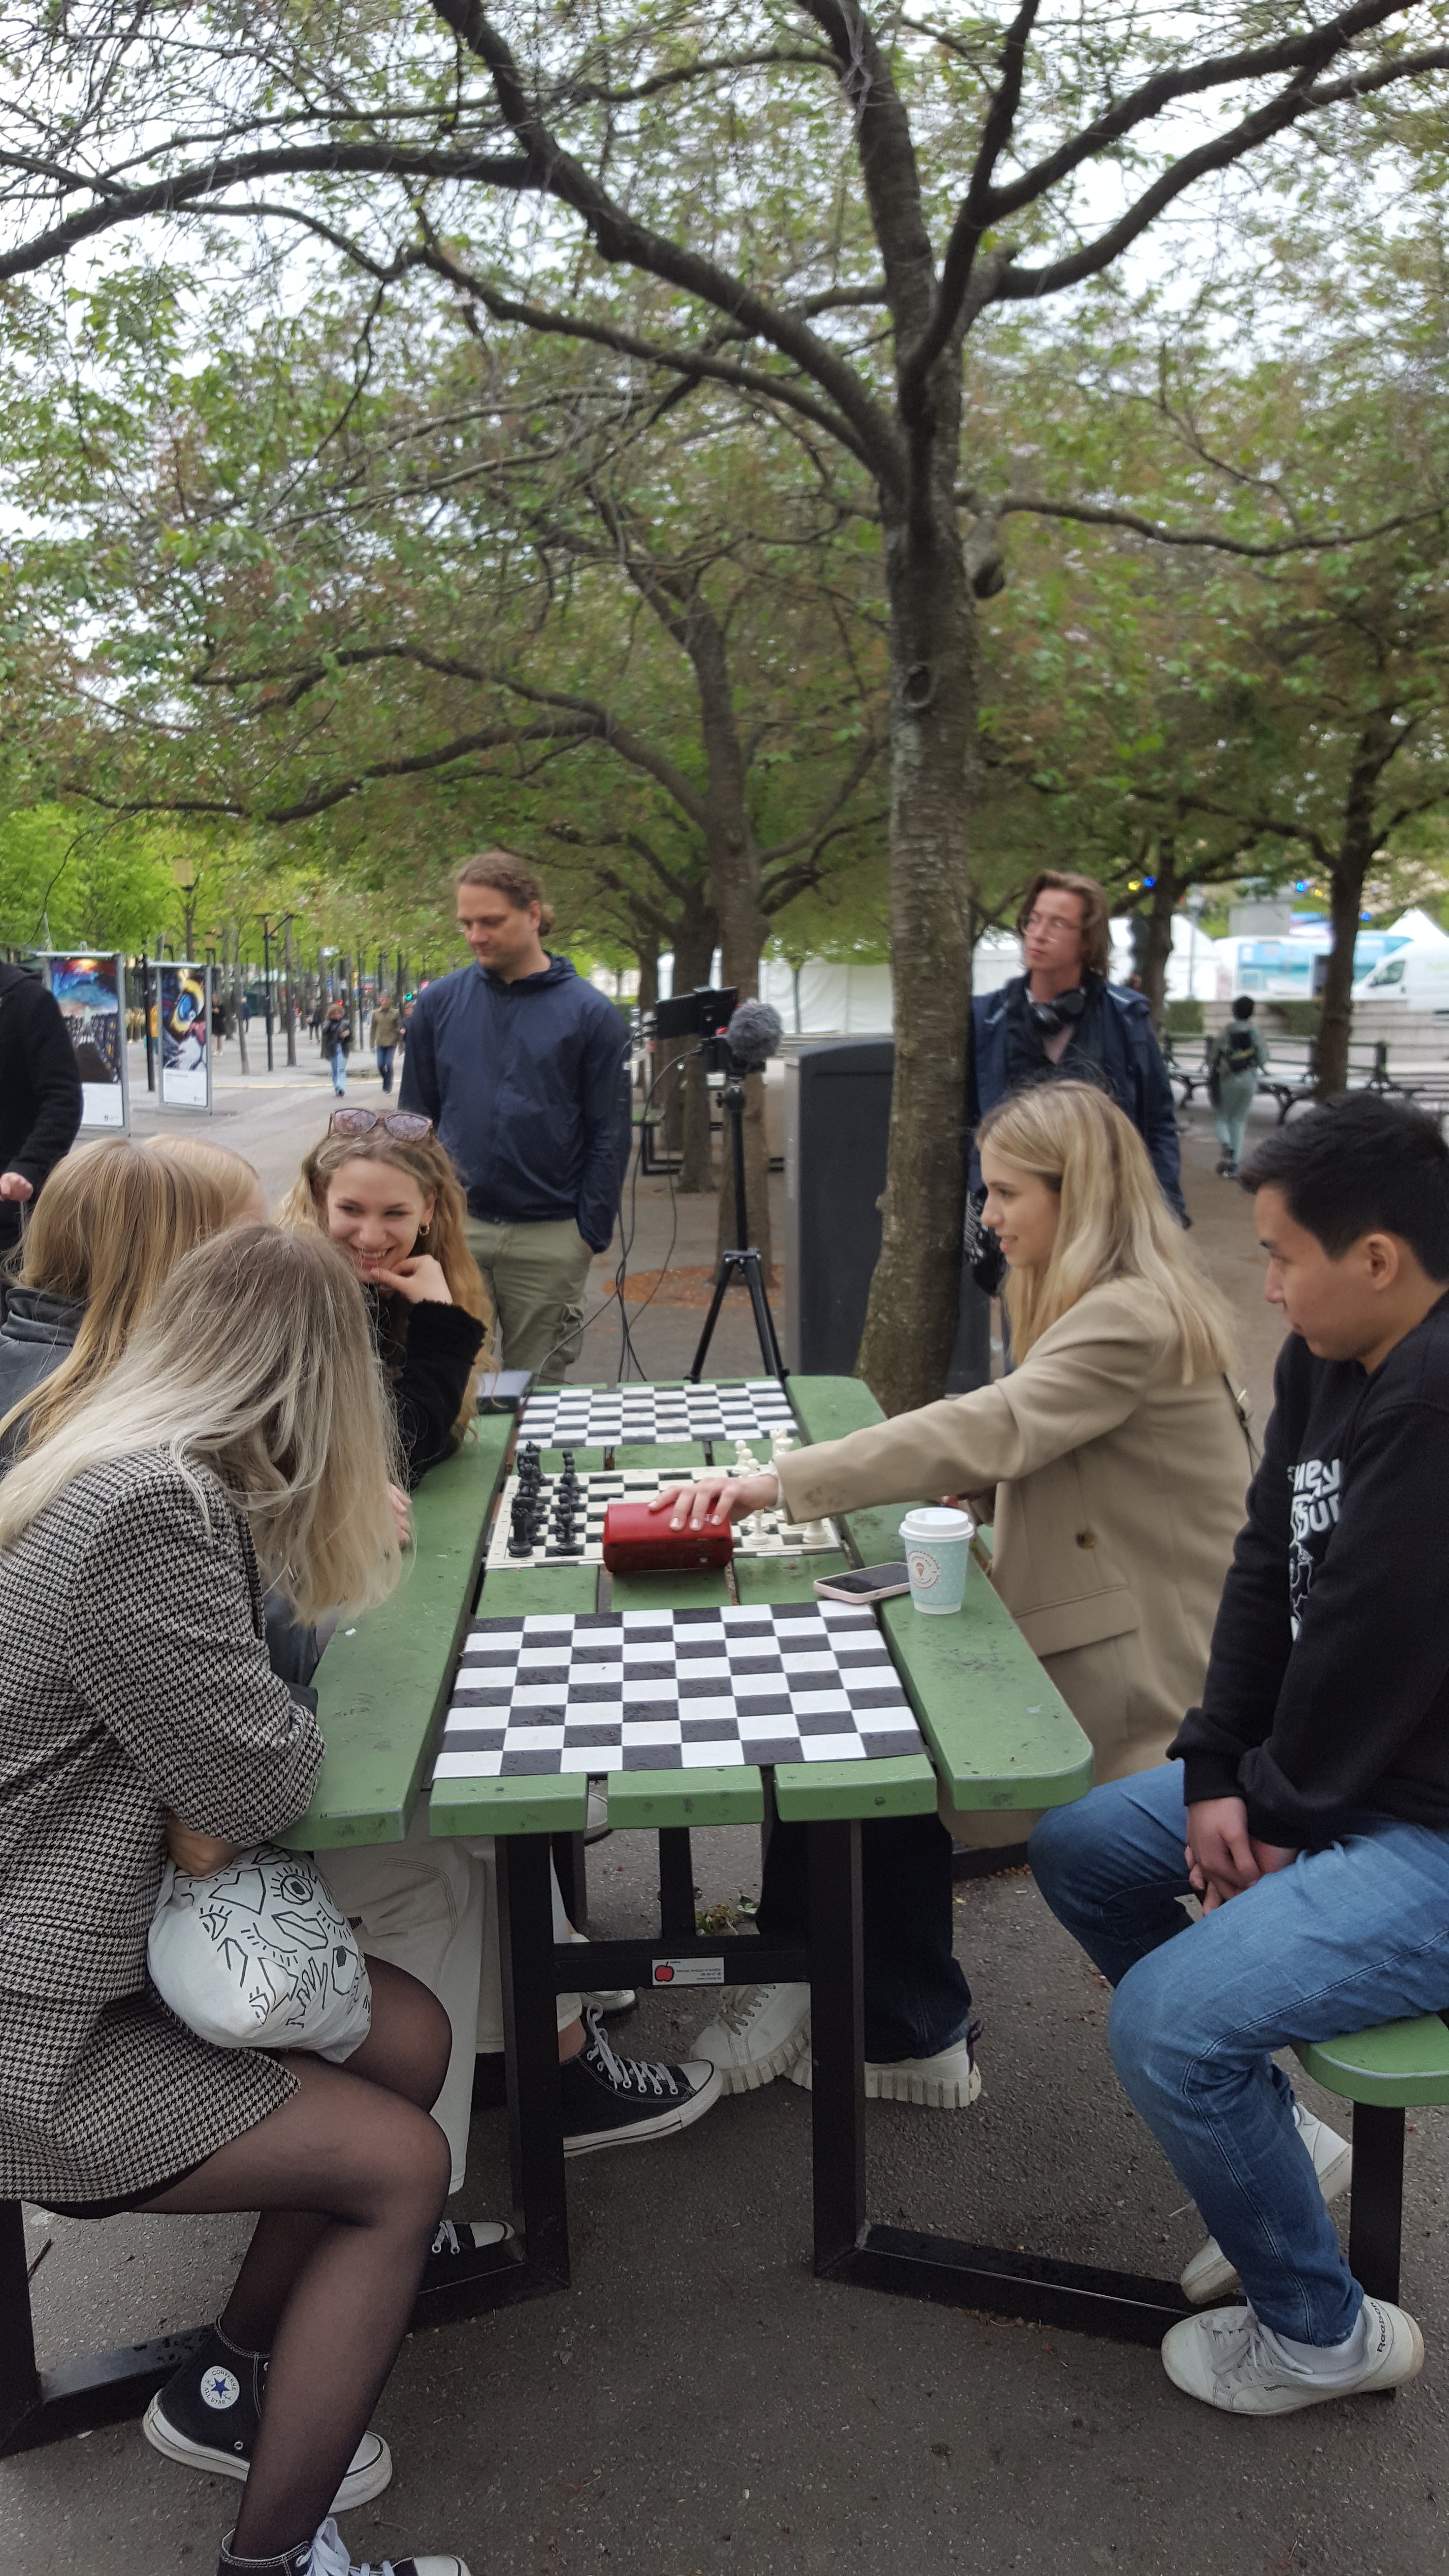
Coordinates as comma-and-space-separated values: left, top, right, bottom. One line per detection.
1167, 1031, 1407, 1123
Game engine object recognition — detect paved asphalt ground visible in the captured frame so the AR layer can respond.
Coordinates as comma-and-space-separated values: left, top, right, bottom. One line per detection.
5, 1048, 1444, 2576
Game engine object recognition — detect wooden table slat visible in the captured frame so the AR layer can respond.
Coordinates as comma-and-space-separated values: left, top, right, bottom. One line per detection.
880, 1583, 1092, 1812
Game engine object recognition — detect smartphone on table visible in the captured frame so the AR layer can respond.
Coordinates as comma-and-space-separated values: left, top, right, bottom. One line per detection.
813, 1563, 910, 1604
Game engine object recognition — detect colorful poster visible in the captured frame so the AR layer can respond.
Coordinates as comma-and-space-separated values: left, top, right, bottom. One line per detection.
158, 963, 212, 1110
46, 953, 128, 1130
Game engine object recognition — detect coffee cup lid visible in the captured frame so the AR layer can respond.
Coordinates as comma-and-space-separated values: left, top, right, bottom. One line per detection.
899, 1507, 973, 1536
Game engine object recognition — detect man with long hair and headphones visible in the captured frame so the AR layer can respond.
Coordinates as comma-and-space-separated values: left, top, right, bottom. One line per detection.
969, 869, 1185, 1224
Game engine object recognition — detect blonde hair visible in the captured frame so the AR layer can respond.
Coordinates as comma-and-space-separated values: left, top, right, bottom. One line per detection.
0, 1137, 233, 1457
145, 1133, 265, 1222
0, 1225, 400, 1622
279, 1126, 493, 1438
978, 1081, 1235, 1380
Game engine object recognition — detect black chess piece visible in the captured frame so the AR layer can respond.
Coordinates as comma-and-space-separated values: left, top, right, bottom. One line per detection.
507, 1492, 534, 1559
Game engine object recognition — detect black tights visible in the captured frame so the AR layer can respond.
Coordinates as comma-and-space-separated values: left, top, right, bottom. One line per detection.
142, 1957, 452, 2561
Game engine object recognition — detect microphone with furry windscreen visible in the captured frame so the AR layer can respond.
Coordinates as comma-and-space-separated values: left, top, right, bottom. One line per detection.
722, 997, 784, 1074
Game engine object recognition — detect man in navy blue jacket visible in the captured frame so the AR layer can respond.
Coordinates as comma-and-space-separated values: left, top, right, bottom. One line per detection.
400, 852, 628, 1378
970, 870, 1185, 1221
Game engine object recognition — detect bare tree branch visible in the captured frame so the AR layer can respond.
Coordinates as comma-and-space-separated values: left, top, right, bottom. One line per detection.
978, 492, 1446, 559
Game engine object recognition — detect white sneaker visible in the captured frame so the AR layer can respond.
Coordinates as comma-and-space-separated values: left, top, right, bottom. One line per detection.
1161, 2298, 1424, 2414
565, 1926, 635, 2015
690, 1983, 811, 2092
585, 1780, 611, 1843
789, 2015, 982, 2109
1180, 2107, 1352, 2303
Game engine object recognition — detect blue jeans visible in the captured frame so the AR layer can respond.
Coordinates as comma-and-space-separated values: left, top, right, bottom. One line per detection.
1030, 1766, 1449, 2341
376, 1044, 396, 1094
329, 1048, 347, 1095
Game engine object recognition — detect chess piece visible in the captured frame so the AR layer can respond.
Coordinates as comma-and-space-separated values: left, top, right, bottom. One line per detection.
507, 1492, 535, 1558
770, 1428, 796, 1464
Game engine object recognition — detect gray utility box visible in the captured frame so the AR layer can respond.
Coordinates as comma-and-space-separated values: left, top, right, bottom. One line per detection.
782, 1039, 991, 1391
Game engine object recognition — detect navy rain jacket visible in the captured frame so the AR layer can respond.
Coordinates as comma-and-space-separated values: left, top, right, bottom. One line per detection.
969, 975, 1186, 1221
399, 953, 628, 1252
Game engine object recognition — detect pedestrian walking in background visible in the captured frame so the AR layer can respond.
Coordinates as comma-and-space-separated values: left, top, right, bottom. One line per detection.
0, 958, 82, 1287
1208, 997, 1269, 1178
400, 852, 628, 1380
320, 999, 351, 1097
370, 996, 401, 1095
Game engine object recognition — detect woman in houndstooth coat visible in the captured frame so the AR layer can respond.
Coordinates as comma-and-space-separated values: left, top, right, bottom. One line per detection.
0, 1224, 471, 2576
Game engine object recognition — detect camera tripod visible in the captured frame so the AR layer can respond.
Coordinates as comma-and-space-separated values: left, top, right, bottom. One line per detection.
687, 1068, 788, 1385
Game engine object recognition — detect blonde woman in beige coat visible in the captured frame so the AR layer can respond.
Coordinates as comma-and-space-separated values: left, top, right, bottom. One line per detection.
656, 1081, 1253, 2106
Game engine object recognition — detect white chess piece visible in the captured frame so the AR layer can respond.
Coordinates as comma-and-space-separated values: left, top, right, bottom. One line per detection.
770, 1428, 796, 1463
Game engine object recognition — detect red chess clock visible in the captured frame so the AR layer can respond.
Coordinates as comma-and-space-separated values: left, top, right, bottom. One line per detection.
600, 1500, 733, 1574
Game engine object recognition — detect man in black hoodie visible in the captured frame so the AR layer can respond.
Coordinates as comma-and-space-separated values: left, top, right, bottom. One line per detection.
0, 960, 82, 1267
1031, 1093, 1449, 2415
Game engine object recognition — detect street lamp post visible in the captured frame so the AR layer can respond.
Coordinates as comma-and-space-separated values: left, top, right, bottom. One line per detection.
280, 915, 297, 1068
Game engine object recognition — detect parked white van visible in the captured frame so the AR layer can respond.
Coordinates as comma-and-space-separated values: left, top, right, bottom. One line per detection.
1353, 948, 1449, 1009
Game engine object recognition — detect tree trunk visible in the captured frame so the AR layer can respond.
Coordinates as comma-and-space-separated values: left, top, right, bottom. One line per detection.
1319, 846, 1370, 1094
1318, 721, 1390, 1094
692, 635, 770, 1271
660, 887, 717, 1189
1140, 846, 1179, 1031
856, 480, 975, 1414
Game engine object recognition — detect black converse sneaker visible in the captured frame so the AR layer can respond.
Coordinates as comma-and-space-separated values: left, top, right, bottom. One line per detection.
560, 2006, 721, 2155
415, 2216, 514, 2301
219, 2514, 468, 2575
147, 2327, 390, 2509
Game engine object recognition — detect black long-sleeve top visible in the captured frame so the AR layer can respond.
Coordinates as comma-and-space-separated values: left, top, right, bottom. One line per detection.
372, 1291, 485, 1488
0, 964, 82, 1245
1170, 1293, 1449, 1847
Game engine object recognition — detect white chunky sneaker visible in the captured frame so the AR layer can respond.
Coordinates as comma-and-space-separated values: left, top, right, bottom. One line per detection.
789, 2015, 982, 2109
1161, 2298, 1424, 2414
1181, 2107, 1352, 2304
690, 1983, 811, 2092
585, 1779, 611, 1843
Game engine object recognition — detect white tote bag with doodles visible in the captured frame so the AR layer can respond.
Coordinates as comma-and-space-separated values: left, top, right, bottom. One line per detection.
148, 1845, 372, 2062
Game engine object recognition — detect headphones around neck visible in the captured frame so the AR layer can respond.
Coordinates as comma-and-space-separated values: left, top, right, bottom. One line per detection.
1028, 980, 1094, 1036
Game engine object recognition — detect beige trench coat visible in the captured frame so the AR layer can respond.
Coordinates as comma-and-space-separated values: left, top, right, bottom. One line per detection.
775, 1279, 1252, 1841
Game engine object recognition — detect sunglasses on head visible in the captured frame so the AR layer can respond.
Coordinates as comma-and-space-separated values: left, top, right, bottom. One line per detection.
329, 1109, 434, 1143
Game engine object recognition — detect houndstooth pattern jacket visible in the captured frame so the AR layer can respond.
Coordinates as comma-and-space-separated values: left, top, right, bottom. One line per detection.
0, 1450, 323, 2203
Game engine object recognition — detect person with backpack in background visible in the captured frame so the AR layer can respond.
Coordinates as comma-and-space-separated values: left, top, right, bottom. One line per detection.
1208, 998, 1269, 1178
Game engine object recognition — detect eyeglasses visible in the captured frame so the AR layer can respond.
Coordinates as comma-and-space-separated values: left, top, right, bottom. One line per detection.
329, 1109, 434, 1142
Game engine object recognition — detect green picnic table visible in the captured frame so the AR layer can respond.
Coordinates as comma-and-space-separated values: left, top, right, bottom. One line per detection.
0, 1372, 1170, 2461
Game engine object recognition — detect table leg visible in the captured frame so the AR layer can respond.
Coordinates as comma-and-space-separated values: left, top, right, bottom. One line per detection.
0, 2201, 40, 2447
1348, 2103, 1405, 2308
657, 1828, 696, 1941
498, 1835, 570, 2289
807, 1819, 866, 2271
552, 1829, 588, 1932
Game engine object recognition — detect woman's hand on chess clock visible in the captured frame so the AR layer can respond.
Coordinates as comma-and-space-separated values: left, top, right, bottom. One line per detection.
653, 1471, 781, 1530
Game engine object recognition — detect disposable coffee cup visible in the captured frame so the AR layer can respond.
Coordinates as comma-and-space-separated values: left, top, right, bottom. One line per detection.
899, 1507, 974, 1616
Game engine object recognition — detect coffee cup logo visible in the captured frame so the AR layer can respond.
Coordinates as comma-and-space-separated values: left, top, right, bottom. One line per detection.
908, 1548, 939, 1590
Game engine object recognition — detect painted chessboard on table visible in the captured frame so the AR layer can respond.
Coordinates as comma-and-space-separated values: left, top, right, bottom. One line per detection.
485, 1459, 839, 1570
515, 1376, 798, 1451
432, 1600, 926, 1778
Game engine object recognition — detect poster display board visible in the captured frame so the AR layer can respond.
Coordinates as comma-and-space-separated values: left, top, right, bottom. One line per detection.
41, 953, 129, 1131
157, 962, 212, 1111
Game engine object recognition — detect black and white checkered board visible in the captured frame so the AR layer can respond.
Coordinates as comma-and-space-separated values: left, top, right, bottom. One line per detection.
484, 1466, 838, 1570
432, 1601, 925, 1776
516, 1377, 797, 1449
